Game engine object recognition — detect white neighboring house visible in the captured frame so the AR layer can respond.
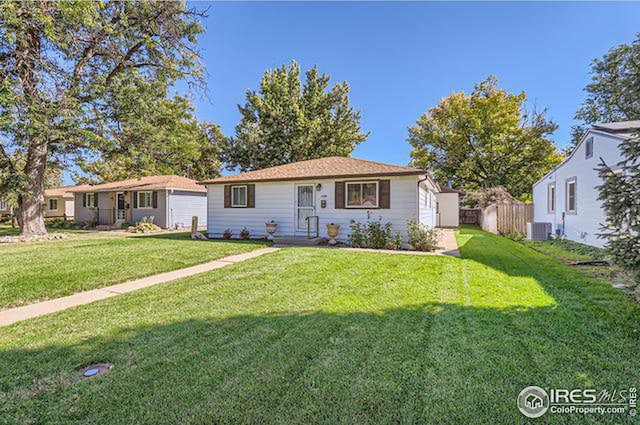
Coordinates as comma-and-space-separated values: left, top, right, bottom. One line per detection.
199, 156, 455, 242
532, 121, 639, 248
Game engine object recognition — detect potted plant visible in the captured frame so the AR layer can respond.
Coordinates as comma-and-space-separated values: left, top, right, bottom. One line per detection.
326, 222, 340, 245
265, 220, 277, 240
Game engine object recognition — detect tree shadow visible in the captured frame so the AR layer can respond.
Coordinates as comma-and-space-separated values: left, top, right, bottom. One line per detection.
1, 302, 638, 424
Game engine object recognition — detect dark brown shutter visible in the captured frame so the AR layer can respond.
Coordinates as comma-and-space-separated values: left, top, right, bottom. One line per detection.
379, 180, 390, 209
82, 194, 86, 207
132, 191, 137, 208
94, 193, 99, 208
224, 185, 231, 208
247, 184, 255, 208
335, 182, 345, 209
152, 191, 158, 208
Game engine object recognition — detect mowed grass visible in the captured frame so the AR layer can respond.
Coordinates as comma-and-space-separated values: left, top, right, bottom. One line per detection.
1, 227, 639, 423
0, 232, 267, 308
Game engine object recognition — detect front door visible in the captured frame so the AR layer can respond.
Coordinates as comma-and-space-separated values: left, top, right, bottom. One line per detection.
115, 192, 126, 223
295, 184, 315, 232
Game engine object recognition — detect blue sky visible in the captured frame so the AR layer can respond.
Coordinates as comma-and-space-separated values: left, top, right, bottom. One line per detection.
63, 2, 640, 183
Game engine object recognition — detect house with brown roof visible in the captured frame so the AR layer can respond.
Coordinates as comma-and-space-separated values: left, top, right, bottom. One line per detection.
199, 156, 458, 241
72, 175, 207, 229
44, 185, 91, 220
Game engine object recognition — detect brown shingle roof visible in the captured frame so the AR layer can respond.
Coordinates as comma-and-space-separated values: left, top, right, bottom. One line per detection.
44, 185, 92, 198
199, 157, 425, 184
73, 175, 205, 193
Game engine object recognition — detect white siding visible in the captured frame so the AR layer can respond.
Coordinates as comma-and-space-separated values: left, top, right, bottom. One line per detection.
533, 130, 626, 247
167, 190, 207, 229
206, 175, 420, 241
436, 193, 459, 227
418, 184, 437, 228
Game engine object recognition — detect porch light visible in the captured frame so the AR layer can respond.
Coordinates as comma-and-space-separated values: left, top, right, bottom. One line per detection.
316, 183, 322, 191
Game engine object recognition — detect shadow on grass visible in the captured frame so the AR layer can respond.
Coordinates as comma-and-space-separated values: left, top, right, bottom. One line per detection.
1, 302, 638, 424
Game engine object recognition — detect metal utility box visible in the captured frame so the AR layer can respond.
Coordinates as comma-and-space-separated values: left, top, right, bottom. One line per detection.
527, 222, 552, 241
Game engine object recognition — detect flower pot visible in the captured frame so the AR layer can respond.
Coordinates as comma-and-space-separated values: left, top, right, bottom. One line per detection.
326, 223, 340, 245
265, 221, 277, 241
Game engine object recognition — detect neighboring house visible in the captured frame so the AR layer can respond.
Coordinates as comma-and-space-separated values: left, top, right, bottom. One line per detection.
533, 121, 639, 247
44, 185, 89, 219
73, 175, 207, 229
199, 156, 456, 241
0, 199, 13, 217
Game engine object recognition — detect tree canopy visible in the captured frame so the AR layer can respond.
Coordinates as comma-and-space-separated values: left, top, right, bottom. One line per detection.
221, 60, 368, 172
0, 0, 207, 235
566, 33, 640, 155
76, 94, 222, 183
408, 76, 563, 199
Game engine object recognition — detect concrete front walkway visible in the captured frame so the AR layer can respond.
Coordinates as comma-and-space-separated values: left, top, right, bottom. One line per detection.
0, 247, 280, 327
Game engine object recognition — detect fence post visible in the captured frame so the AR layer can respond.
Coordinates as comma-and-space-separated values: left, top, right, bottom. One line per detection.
191, 216, 198, 236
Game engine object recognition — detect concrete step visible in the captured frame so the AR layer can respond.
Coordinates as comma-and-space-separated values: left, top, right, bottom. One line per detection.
273, 236, 327, 246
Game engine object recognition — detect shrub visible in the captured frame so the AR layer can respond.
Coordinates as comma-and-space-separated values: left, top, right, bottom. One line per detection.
120, 222, 134, 230
222, 228, 233, 239
504, 232, 526, 242
348, 213, 402, 250
240, 227, 250, 240
385, 223, 403, 250
407, 219, 441, 252
46, 219, 83, 229
134, 222, 161, 233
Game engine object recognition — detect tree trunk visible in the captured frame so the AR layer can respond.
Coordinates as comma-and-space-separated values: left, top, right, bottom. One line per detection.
16, 2, 47, 237
19, 140, 48, 236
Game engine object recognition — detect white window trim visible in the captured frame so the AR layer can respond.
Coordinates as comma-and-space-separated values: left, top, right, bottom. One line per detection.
345, 181, 379, 208
48, 198, 58, 211
137, 191, 153, 209
565, 177, 577, 214
547, 183, 555, 213
86, 193, 97, 209
231, 185, 248, 208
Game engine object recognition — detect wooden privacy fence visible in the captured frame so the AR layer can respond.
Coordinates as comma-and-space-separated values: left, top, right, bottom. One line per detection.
479, 203, 533, 234
459, 208, 480, 225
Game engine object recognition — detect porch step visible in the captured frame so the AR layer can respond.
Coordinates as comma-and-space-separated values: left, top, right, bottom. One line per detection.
273, 236, 327, 246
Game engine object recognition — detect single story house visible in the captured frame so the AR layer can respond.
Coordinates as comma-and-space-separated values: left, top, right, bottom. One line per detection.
44, 185, 89, 220
199, 156, 458, 242
532, 121, 639, 247
73, 175, 207, 229
0, 199, 13, 217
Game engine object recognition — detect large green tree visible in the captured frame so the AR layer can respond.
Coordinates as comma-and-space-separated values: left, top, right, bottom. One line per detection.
597, 132, 640, 286
77, 93, 222, 183
566, 33, 640, 155
408, 76, 563, 199
0, 0, 205, 235
221, 60, 368, 172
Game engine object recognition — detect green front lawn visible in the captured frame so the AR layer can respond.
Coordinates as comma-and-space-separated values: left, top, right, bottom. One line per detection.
0, 232, 267, 308
1, 227, 638, 423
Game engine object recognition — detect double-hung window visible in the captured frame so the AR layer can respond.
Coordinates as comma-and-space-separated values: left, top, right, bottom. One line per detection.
49, 198, 58, 211
86, 193, 97, 208
138, 191, 153, 209
547, 183, 555, 213
231, 186, 247, 207
346, 181, 378, 208
566, 178, 577, 214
